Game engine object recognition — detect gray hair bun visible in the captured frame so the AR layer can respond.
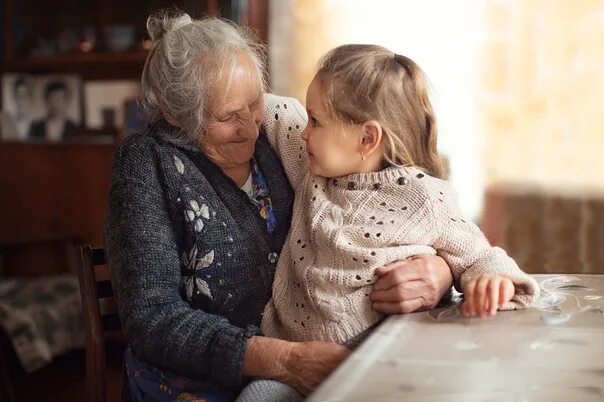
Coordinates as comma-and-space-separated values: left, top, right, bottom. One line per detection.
146, 11, 193, 42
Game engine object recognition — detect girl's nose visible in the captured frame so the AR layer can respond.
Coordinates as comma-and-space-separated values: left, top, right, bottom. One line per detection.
301, 124, 309, 142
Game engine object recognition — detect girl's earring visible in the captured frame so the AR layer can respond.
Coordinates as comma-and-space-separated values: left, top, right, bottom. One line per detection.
360, 153, 366, 161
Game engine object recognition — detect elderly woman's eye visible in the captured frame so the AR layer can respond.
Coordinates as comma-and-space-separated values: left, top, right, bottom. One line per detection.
219, 113, 236, 122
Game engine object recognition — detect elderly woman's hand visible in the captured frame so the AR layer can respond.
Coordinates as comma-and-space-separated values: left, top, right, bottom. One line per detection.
281, 340, 350, 395
370, 255, 453, 314
244, 337, 350, 396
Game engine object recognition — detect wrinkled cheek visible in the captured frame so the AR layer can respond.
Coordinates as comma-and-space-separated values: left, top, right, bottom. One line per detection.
231, 142, 255, 162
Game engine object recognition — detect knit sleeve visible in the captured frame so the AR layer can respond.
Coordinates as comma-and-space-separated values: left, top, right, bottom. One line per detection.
262, 93, 309, 191
105, 134, 259, 390
427, 179, 540, 309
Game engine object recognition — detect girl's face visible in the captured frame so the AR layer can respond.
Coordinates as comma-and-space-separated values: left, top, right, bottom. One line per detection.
302, 78, 363, 178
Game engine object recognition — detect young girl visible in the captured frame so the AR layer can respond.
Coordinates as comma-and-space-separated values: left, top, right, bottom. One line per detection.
238, 44, 539, 400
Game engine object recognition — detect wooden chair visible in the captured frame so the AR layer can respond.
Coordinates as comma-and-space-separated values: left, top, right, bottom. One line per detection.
0, 330, 17, 402
77, 245, 128, 402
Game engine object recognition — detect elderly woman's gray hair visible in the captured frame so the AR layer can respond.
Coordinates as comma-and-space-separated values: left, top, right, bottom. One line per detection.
142, 10, 266, 140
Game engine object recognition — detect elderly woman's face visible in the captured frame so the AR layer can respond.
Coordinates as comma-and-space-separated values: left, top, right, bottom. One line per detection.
202, 54, 264, 168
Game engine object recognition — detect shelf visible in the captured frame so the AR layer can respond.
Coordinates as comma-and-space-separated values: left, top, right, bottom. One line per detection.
3, 51, 149, 80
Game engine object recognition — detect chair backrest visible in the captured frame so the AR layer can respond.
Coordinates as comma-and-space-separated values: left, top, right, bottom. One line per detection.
77, 245, 123, 402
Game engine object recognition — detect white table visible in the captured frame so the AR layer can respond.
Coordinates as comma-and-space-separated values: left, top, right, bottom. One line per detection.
308, 275, 604, 402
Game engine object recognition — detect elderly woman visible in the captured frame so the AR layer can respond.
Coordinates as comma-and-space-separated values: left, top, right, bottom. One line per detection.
106, 11, 453, 401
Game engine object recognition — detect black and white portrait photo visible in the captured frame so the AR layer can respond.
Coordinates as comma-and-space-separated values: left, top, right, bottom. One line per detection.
1, 74, 81, 142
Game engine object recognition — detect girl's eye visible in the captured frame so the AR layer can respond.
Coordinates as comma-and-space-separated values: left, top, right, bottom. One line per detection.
310, 117, 319, 127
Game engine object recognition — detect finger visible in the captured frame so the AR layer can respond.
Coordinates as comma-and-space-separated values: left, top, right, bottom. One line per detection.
309, 380, 322, 394
373, 260, 425, 291
475, 276, 490, 318
463, 279, 477, 316
371, 280, 425, 302
372, 298, 424, 314
305, 374, 325, 395
374, 257, 414, 277
372, 269, 406, 292
499, 278, 515, 306
461, 300, 470, 316
294, 381, 311, 396
487, 277, 501, 316
463, 300, 473, 317
374, 264, 396, 278
338, 349, 352, 363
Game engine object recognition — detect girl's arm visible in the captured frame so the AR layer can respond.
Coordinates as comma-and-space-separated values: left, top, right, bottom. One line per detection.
428, 179, 540, 310
262, 94, 310, 191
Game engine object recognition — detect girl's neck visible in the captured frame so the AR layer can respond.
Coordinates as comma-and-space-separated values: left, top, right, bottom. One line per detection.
355, 154, 388, 174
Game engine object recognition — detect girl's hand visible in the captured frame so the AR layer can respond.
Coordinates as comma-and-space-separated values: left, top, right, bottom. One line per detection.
282, 341, 350, 395
371, 255, 453, 314
461, 274, 514, 318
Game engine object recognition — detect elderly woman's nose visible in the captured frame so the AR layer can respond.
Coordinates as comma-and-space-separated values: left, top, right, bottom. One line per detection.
253, 109, 263, 126
240, 112, 259, 138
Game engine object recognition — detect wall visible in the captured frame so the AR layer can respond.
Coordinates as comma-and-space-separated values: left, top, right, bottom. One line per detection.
0, 142, 114, 276
481, 0, 604, 189
269, 1, 604, 220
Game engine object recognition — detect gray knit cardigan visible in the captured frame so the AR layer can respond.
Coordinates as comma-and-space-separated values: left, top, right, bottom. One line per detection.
105, 119, 294, 391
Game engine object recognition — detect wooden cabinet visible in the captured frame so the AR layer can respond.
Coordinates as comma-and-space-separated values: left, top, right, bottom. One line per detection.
1, 0, 268, 80
0, 1, 269, 276
0, 1, 269, 140
0, 142, 115, 244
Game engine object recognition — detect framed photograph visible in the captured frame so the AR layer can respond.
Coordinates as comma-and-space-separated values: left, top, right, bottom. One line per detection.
84, 80, 141, 134
1, 74, 82, 142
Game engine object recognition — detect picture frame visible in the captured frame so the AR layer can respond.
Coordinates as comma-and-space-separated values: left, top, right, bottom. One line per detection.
1, 73, 82, 142
83, 80, 141, 134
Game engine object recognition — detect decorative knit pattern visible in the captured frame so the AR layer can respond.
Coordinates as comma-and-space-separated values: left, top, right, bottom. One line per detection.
105, 118, 294, 394
260, 94, 540, 344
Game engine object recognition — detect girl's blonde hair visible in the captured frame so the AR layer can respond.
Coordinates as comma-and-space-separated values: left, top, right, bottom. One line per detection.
315, 44, 444, 179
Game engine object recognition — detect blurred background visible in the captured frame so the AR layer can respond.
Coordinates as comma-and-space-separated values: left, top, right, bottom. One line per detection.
0, 1, 602, 401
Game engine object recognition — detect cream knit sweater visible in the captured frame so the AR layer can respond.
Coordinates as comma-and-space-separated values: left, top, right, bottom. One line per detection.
260, 94, 540, 343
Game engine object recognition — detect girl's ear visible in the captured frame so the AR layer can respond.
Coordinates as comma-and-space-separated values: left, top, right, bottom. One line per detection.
359, 120, 383, 158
